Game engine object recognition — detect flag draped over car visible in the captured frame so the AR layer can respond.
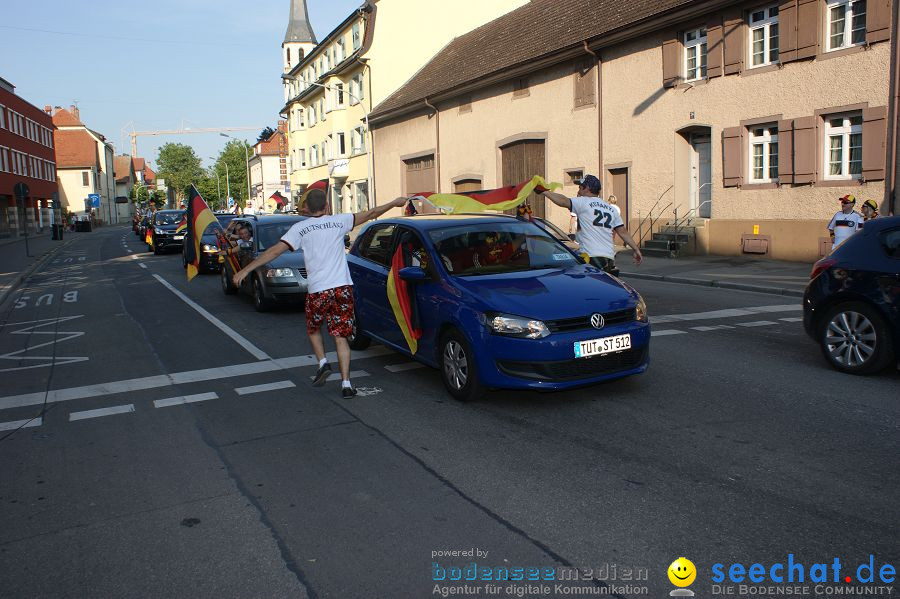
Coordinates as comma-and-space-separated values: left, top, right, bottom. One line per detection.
298, 179, 328, 213
408, 175, 560, 214
183, 185, 217, 281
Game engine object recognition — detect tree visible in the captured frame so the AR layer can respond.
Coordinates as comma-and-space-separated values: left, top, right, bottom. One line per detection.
156, 143, 203, 202
215, 140, 252, 209
195, 174, 221, 211
257, 126, 275, 143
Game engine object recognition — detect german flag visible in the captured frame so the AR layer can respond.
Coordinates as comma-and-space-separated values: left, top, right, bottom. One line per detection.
298, 179, 328, 213
175, 213, 187, 235
410, 175, 560, 214
386, 240, 422, 355
183, 185, 217, 281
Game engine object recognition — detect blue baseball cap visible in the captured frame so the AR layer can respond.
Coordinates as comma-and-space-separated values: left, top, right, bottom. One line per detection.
574, 174, 601, 194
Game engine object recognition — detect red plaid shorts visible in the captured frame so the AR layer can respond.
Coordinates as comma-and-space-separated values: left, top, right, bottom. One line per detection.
305, 285, 355, 337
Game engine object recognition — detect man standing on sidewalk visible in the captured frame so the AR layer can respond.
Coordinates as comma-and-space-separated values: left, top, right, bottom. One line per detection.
233, 192, 408, 398
540, 174, 643, 272
827, 194, 864, 248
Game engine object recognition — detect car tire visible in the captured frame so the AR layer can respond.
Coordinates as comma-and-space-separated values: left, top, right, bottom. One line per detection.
153, 242, 162, 255
252, 276, 273, 312
221, 267, 237, 295
818, 301, 894, 375
347, 316, 371, 350
439, 329, 483, 402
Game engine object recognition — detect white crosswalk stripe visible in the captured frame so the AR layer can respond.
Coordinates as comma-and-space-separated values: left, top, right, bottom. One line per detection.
0, 417, 42, 431
651, 329, 687, 337
235, 381, 296, 395
311, 370, 370, 383
154, 392, 218, 408
70, 404, 135, 421
737, 321, 778, 327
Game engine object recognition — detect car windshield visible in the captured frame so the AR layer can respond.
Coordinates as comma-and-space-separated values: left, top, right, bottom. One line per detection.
534, 217, 571, 243
256, 220, 306, 251
428, 222, 578, 276
154, 212, 183, 225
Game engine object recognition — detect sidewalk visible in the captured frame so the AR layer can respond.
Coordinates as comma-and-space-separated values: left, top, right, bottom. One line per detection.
616, 252, 813, 298
0, 230, 76, 306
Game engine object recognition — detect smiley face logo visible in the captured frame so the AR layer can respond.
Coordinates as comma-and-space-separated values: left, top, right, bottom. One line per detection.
668, 557, 696, 587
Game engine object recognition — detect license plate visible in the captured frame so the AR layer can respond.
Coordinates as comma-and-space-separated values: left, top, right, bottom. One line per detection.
574, 333, 631, 358
174, 235, 184, 241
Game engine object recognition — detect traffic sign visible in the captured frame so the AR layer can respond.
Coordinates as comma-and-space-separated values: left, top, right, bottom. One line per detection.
88, 194, 101, 208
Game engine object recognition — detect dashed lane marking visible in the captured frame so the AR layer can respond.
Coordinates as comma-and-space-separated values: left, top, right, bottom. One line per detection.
652, 304, 801, 325
154, 392, 218, 408
235, 380, 296, 395
384, 362, 426, 373
651, 329, 687, 337
780, 317, 803, 323
131, 255, 139, 260
0, 417, 42, 431
737, 321, 778, 327
691, 325, 736, 332
138, 263, 147, 269
70, 404, 135, 422
311, 370, 370, 383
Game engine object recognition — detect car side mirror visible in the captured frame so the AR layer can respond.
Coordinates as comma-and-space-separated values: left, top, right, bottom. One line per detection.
568, 233, 576, 241
238, 241, 252, 251
398, 266, 427, 282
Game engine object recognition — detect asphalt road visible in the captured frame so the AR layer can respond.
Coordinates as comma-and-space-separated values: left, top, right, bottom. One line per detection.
0, 225, 897, 599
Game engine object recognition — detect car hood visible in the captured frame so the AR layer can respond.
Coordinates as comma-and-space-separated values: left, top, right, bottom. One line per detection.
453, 264, 636, 319
155, 225, 180, 232
264, 251, 306, 268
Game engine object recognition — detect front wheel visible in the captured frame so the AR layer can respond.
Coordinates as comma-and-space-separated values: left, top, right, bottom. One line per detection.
252, 276, 273, 312
221, 267, 237, 295
819, 302, 894, 375
440, 329, 483, 402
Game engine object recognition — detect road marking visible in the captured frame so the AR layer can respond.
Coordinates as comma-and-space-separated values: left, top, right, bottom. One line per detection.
70, 404, 135, 421
0, 316, 88, 373
235, 380, 296, 395
138, 263, 147, 269
311, 370, 370, 383
0, 346, 392, 411
154, 392, 218, 408
691, 325, 736, 332
131, 255, 139, 260
652, 304, 801, 325
385, 362, 426, 373
355, 387, 383, 397
126, 250, 133, 254
737, 320, 778, 327
0, 417, 42, 431
152, 274, 271, 361
780, 317, 803, 323
651, 329, 687, 337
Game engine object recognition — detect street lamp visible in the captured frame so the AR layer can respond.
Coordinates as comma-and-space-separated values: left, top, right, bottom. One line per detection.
220, 133, 252, 212
208, 158, 222, 205
307, 81, 373, 212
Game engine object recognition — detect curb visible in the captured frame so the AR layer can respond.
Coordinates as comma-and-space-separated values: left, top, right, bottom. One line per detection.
619, 271, 805, 298
0, 237, 77, 307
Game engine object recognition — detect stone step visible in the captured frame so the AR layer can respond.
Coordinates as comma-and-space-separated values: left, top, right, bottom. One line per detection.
653, 232, 693, 242
642, 239, 672, 251
641, 247, 676, 258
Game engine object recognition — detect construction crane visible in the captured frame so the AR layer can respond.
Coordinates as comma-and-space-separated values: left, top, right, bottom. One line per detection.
126, 125, 263, 157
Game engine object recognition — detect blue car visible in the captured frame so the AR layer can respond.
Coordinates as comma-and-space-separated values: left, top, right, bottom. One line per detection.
804, 215, 900, 374
347, 214, 650, 401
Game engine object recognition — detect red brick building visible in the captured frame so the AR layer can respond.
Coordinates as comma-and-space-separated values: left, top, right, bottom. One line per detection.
0, 77, 58, 238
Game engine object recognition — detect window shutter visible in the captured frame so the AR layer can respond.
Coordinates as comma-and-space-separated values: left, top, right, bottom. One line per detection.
707, 19, 724, 78
723, 9, 744, 75
778, 119, 795, 184
722, 126, 744, 187
866, 0, 892, 44
796, 0, 819, 60
862, 106, 888, 181
662, 36, 682, 88
793, 116, 817, 184
583, 62, 596, 106
779, 0, 799, 62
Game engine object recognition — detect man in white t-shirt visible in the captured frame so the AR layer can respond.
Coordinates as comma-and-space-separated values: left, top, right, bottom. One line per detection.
540, 174, 643, 272
233, 191, 407, 398
827, 194, 865, 249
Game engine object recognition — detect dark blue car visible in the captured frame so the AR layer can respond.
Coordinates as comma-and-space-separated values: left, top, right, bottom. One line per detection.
347, 214, 650, 401
804, 215, 900, 374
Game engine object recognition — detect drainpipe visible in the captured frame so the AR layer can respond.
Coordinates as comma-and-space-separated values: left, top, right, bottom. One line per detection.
583, 41, 603, 189
887, 0, 900, 215
424, 98, 441, 193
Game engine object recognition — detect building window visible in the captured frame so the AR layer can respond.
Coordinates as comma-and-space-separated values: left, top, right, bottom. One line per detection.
299, 149, 306, 168
684, 27, 708, 81
311, 145, 319, 166
336, 132, 346, 156
824, 113, 863, 179
0, 147, 8, 172
351, 127, 366, 154
309, 105, 316, 126
513, 77, 530, 98
319, 99, 325, 121
827, 0, 866, 51
749, 6, 780, 67
82, 171, 90, 186
0, 105, 5, 129
335, 83, 344, 106
748, 125, 779, 182
354, 181, 369, 212
352, 22, 361, 50
337, 38, 346, 61
565, 169, 584, 185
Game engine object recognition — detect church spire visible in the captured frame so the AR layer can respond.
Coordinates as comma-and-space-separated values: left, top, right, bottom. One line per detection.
284, 0, 317, 45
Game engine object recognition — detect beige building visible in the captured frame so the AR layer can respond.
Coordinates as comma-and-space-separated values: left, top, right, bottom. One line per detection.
279, 0, 528, 213
368, 0, 898, 262
248, 122, 289, 213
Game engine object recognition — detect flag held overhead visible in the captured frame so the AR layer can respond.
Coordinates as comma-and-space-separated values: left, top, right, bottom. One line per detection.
409, 175, 560, 214
183, 185, 218, 281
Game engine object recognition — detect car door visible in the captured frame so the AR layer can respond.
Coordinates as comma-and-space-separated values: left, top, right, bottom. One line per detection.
877, 227, 900, 328
348, 224, 396, 339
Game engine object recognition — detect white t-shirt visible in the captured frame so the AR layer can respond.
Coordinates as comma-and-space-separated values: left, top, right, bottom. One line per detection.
827, 210, 864, 247
281, 213, 355, 294
572, 196, 624, 259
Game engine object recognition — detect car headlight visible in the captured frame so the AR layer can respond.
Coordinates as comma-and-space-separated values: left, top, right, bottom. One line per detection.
265, 268, 294, 278
487, 313, 549, 339
202, 244, 217, 253
154, 227, 165, 235
635, 295, 649, 323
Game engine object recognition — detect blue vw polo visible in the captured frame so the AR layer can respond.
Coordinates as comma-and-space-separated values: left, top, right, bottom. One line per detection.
347, 214, 650, 401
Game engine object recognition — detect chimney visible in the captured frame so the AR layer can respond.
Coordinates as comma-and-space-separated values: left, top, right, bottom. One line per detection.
70, 105, 80, 119
44, 105, 52, 115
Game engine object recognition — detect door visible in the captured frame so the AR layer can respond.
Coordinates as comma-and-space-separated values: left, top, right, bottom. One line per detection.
404, 155, 436, 195
348, 224, 397, 338
608, 167, 630, 232
690, 133, 712, 218
501, 140, 546, 218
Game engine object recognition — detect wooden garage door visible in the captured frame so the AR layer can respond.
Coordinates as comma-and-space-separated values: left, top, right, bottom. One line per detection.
501, 140, 545, 218
404, 154, 435, 195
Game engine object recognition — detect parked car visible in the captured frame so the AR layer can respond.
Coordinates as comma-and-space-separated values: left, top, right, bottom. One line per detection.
220, 214, 310, 311
804, 215, 900, 374
347, 213, 650, 401
147, 210, 185, 255
182, 212, 238, 273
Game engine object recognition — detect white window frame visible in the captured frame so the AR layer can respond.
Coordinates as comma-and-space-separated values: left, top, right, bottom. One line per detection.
351, 126, 366, 155
826, 0, 867, 52
337, 38, 346, 62
0, 104, 5, 129
352, 23, 361, 50
311, 145, 319, 166
0, 146, 8, 172
299, 148, 306, 168
336, 132, 346, 157
334, 83, 345, 108
684, 27, 708, 81
824, 112, 863, 180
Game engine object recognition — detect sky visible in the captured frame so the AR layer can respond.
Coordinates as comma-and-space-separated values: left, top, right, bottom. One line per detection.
0, 0, 362, 170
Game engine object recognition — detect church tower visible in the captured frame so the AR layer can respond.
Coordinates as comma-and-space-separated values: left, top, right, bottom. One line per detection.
282, 0, 317, 74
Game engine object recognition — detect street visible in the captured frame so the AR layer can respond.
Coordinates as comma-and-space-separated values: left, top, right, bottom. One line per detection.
1, 225, 898, 599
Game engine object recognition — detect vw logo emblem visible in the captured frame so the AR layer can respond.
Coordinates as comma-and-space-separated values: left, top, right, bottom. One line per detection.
590, 313, 605, 329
